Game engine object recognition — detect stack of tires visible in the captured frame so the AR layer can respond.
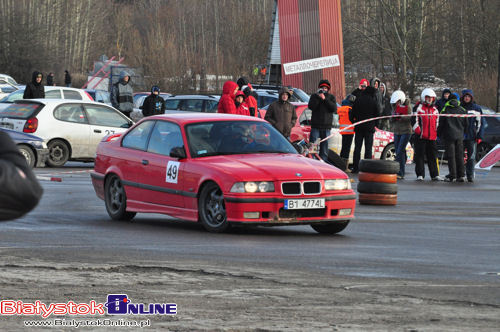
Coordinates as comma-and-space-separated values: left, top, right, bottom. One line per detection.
357, 159, 399, 205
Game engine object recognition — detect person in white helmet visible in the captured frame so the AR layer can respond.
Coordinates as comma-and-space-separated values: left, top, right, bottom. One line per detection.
390, 90, 412, 179
411, 88, 444, 181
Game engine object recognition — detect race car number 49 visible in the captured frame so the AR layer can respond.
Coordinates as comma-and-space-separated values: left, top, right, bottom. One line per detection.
284, 198, 325, 210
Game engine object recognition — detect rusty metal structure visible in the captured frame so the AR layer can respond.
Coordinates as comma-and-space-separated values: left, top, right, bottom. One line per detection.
267, 0, 345, 99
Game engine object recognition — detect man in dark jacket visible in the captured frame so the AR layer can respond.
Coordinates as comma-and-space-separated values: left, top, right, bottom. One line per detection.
435, 88, 451, 112
307, 79, 337, 162
111, 70, 134, 118
349, 84, 379, 173
23, 71, 45, 99
460, 89, 484, 182
64, 70, 72, 87
264, 87, 297, 138
0, 130, 43, 221
438, 94, 468, 182
379, 82, 392, 131
142, 86, 166, 117
47, 72, 55, 86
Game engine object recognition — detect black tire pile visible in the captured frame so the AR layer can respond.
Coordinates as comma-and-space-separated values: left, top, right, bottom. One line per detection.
357, 159, 399, 205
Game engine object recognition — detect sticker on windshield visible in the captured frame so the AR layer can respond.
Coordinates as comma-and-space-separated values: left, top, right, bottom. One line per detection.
166, 161, 180, 183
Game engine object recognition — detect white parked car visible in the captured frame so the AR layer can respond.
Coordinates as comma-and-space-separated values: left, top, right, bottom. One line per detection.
0, 86, 93, 112
0, 73, 19, 86
0, 99, 133, 166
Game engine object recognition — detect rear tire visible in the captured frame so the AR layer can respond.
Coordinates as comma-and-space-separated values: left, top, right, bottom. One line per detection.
327, 150, 346, 170
18, 144, 36, 168
311, 221, 349, 234
357, 181, 398, 194
105, 174, 136, 221
358, 193, 397, 205
381, 143, 396, 161
359, 159, 399, 174
47, 139, 70, 167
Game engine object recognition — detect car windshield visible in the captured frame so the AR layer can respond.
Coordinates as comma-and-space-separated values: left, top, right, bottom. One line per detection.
186, 120, 297, 158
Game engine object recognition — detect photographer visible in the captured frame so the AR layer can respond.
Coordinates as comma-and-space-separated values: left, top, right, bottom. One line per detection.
0, 130, 43, 221
307, 79, 337, 163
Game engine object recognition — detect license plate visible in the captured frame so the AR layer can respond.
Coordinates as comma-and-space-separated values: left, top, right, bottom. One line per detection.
284, 198, 325, 210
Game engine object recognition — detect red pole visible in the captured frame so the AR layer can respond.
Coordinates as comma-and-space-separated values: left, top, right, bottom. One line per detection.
81, 56, 116, 89
90, 57, 125, 90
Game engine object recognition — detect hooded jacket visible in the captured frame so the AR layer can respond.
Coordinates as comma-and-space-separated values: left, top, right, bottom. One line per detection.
307, 79, 337, 130
0, 130, 43, 221
217, 81, 238, 114
264, 87, 297, 137
350, 86, 379, 133
380, 83, 392, 117
370, 77, 383, 115
111, 70, 133, 115
437, 98, 468, 141
460, 89, 484, 140
242, 85, 259, 117
435, 88, 451, 112
23, 71, 45, 99
142, 86, 166, 117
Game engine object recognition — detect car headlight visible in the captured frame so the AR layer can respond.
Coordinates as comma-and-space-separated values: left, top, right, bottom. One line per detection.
230, 181, 275, 193
324, 179, 351, 190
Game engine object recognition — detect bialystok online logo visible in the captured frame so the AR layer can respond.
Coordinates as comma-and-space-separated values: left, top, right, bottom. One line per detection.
0, 294, 177, 318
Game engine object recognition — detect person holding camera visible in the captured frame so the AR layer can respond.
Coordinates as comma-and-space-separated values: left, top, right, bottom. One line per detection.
307, 80, 337, 163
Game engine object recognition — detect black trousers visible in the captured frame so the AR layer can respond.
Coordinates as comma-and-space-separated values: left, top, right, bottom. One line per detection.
353, 130, 373, 172
340, 134, 354, 159
445, 139, 464, 179
414, 137, 439, 178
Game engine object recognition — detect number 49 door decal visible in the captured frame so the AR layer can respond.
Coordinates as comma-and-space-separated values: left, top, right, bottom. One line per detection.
166, 161, 180, 183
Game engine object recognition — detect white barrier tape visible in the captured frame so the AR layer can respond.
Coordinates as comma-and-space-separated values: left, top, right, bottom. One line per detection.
317, 112, 500, 144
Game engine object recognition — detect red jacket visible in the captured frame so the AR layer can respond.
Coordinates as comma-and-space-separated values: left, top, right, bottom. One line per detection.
236, 102, 251, 116
413, 102, 439, 140
245, 95, 258, 117
218, 81, 238, 114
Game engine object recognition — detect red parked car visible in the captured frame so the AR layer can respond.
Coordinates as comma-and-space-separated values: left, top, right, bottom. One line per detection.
91, 113, 356, 234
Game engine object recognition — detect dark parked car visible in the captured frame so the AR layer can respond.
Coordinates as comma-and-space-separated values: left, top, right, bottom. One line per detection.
0, 127, 48, 168
477, 105, 500, 160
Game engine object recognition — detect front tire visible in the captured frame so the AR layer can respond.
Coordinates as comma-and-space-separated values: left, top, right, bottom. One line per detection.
311, 221, 350, 234
47, 139, 70, 167
381, 143, 396, 161
18, 144, 36, 168
105, 174, 136, 221
198, 182, 230, 233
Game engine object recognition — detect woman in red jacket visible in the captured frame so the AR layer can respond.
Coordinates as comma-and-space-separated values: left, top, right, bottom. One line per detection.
218, 80, 239, 114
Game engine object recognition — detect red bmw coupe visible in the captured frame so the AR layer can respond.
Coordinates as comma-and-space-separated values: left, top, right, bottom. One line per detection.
91, 113, 356, 233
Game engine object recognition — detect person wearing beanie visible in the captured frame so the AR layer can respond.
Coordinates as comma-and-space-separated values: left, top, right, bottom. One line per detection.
460, 89, 484, 182
436, 88, 451, 112
351, 78, 369, 99
349, 80, 379, 173
241, 83, 259, 117
264, 87, 297, 138
141, 85, 166, 117
23, 71, 45, 99
437, 93, 468, 182
307, 79, 337, 163
218, 80, 239, 114
337, 94, 356, 171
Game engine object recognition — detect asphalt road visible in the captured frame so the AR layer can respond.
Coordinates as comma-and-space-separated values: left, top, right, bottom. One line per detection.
1, 162, 499, 330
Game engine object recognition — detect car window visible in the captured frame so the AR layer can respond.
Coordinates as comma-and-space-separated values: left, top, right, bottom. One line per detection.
205, 100, 218, 113
0, 86, 16, 94
4, 90, 24, 103
63, 90, 83, 100
45, 89, 62, 98
147, 121, 184, 156
0, 102, 43, 119
165, 99, 181, 110
299, 108, 311, 126
257, 95, 277, 108
181, 99, 203, 112
122, 121, 155, 151
84, 104, 129, 127
54, 104, 88, 124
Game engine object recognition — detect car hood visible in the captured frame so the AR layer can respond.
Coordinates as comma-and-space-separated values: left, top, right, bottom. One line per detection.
195, 153, 347, 180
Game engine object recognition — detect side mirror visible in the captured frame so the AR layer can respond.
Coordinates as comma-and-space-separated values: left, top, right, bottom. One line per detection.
170, 146, 186, 159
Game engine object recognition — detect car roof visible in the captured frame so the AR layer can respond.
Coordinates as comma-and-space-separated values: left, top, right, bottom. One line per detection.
14, 98, 115, 107
145, 112, 266, 125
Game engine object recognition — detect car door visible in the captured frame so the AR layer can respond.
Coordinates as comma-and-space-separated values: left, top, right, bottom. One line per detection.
84, 104, 132, 158
52, 103, 91, 157
120, 120, 155, 202
142, 120, 185, 208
